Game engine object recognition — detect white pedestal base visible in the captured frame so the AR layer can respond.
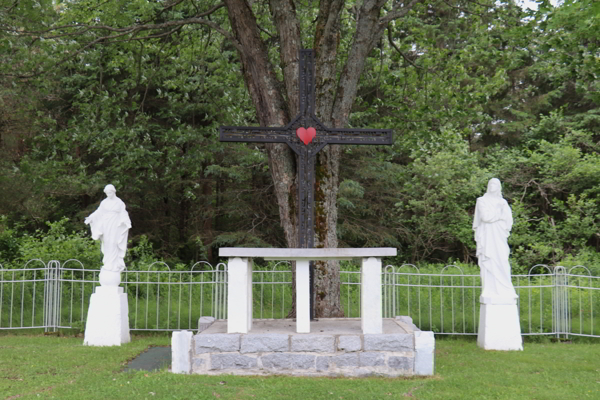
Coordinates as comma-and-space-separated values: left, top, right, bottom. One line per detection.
84, 286, 131, 346
477, 297, 523, 351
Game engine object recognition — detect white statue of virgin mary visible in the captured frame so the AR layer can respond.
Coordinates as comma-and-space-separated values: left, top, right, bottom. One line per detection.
473, 178, 517, 300
85, 184, 132, 278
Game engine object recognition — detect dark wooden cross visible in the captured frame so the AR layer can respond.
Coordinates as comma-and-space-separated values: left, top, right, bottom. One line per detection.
220, 49, 393, 315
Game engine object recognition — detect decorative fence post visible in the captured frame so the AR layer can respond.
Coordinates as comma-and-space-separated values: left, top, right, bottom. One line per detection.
552, 266, 570, 339
213, 263, 228, 320
43, 260, 62, 332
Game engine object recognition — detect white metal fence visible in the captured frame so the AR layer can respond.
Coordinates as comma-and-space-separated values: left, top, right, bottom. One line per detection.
381, 264, 598, 338
0, 260, 227, 332
0, 260, 598, 338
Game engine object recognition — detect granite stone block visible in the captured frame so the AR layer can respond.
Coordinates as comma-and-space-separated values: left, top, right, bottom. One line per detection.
195, 334, 240, 353
364, 334, 413, 352
337, 335, 362, 352
291, 335, 335, 353
210, 354, 257, 370
359, 352, 385, 367
332, 353, 359, 368
316, 356, 330, 372
192, 358, 205, 368
388, 356, 413, 370
261, 354, 315, 370
241, 334, 289, 353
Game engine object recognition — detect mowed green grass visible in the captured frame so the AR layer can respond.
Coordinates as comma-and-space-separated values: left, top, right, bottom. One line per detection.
1, 335, 598, 400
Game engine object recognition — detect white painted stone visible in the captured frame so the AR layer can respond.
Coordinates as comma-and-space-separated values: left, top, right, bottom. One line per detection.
219, 247, 397, 260
477, 298, 523, 351
99, 269, 121, 287
227, 257, 252, 333
295, 260, 310, 333
172, 331, 193, 374
473, 179, 518, 301
414, 331, 435, 376
84, 184, 131, 275
84, 286, 130, 346
361, 257, 382, 334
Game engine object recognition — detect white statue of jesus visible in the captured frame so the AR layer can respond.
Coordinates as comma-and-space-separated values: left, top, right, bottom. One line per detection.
473, 178, 517, 300
85, 184, 132, 274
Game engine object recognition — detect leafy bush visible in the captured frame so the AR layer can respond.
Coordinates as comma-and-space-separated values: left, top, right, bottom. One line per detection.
15, 218, 101, 268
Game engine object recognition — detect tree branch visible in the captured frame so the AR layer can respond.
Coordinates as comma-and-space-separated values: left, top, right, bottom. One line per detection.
4, 16, 242, 79
313, 0, 345, 124
440, 0, 489, 18
380, 0, 422, 25
387, 23, 421, 69
268, 0, 302, 116
332, 0, 386, 127
1, 3, 226, 36
332, 0, 424, 127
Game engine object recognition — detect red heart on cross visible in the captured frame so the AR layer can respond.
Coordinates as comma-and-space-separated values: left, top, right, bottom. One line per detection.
296, 127, 316, 145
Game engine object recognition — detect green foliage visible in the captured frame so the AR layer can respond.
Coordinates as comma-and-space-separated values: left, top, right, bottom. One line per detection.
1, 0, 599, 271
15, 217, 101, 267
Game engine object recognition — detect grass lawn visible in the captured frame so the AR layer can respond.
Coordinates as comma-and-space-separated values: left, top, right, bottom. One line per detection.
0, 334, 598, 400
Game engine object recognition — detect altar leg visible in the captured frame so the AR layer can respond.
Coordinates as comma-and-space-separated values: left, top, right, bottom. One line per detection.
227, 257, 253, 333
296, 260, 310, 333
361, 257, 383, 334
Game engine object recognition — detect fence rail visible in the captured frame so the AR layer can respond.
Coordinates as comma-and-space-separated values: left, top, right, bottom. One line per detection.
1, 260, 598, 338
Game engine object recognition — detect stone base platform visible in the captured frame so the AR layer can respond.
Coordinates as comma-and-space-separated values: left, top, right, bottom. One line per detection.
171, 317, 435, 377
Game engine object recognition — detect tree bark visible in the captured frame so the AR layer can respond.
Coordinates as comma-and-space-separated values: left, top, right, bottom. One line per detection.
223, 0, 298, 252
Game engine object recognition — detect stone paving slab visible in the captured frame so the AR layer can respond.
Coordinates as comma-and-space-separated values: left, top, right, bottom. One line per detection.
200, 318, 409, 335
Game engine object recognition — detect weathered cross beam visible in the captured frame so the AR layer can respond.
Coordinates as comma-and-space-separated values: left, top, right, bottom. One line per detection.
219, 49, 393, 315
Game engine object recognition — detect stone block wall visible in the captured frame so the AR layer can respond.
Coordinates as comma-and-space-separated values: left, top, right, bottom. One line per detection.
173, 328, 435, 377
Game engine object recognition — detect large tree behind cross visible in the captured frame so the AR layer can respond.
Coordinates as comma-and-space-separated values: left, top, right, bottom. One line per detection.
222, 0, 420, 317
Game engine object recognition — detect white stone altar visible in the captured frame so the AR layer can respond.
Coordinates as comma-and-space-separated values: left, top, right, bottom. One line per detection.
171, 247, 436, 377
219, 247, 397, 335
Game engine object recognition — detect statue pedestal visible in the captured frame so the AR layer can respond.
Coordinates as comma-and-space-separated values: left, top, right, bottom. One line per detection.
84, 286, 130, 346
477, 296, 522, 351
